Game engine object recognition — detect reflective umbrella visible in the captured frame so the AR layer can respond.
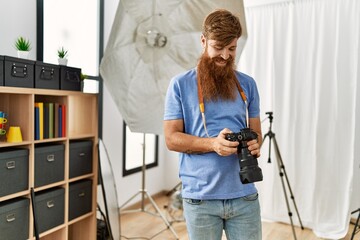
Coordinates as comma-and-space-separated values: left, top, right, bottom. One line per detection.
100, 0, 247, 134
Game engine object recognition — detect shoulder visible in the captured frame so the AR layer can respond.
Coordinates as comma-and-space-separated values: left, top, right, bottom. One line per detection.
235, 70, 260, 101
235, 70, 255, 83
169, 68, 197, 90
172, 68, 196, 83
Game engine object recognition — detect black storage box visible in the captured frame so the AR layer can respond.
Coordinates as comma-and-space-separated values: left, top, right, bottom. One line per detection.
0, 148, 29, 197
0, 55, 4, 86
69, 140, 93, 178
34, 144, 65, 188
60, 66, 81, 91
35, 61, 60, 89
35, 187, 65, 234
69, 179, 92, 220
3, 56, 34, 88
0, 197, 29, 240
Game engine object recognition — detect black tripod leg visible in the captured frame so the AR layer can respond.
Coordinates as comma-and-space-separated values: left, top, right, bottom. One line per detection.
272, 136, 298, 240
261, 133, 272, 163
273, 137, 304, 230
351, 208, 360, 240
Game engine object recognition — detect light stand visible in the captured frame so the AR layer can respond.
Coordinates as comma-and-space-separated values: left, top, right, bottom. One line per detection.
261, 111, 304, 240
351, 208, 360, 240
166, 182, 182, 196
120, 133, 179, 240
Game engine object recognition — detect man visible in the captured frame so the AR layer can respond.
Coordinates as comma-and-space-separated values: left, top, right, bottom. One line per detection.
163, 9, 262, 240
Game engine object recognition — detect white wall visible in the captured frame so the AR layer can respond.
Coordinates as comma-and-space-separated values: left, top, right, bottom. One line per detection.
0, 0, 37, 59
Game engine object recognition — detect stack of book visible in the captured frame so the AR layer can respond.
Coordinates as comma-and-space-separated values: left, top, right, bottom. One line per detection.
34, 102, 66, 140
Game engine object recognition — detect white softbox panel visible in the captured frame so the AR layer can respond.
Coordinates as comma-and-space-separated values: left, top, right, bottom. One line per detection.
100, 0, 247, 134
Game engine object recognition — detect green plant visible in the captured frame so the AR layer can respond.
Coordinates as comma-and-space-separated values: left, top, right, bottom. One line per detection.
80, 72, 88, 81
57, 47, 68, 58
14, 36, 31, 51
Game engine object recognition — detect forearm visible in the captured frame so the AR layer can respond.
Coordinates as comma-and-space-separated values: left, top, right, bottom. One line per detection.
255, 131, 263, 146
165, 131, 215, 154
164, 120, 239, 156
248, 117, 262, 157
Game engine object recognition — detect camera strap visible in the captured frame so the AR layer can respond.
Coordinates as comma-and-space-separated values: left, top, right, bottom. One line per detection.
234, 79, 250, 128
197, 74, 249, 137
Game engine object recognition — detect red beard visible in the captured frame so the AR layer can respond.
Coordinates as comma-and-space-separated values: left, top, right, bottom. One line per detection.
197, 52, 238, 102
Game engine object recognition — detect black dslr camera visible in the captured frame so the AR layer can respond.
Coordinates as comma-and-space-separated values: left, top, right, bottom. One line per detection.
225, 128, 263, 184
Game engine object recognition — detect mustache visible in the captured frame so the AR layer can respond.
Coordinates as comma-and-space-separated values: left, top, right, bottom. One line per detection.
213, 55, 234, 62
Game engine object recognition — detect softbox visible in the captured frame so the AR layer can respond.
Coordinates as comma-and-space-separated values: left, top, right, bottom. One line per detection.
100, 0, 247, 134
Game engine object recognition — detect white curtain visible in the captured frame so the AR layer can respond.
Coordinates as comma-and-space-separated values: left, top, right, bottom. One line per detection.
238, 0, 359, 238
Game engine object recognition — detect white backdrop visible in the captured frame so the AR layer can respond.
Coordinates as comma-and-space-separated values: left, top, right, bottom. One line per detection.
238, 0, 359, 238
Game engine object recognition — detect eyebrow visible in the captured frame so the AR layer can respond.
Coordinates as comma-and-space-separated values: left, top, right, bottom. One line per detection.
209, 42, 237, 49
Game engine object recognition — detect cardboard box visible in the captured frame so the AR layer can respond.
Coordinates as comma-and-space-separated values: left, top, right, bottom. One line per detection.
69, 180, 92, 220
0, 148, 29, 197
3, 56, 34, 88
35, 187, 65, 233
34, 144, 65, 187
69, 140, 93, 178
35, 61, 60, 89
0, 197, 29, 240
60, 66, 81, 91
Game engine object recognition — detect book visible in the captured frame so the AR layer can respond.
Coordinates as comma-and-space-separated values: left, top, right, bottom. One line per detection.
34, 106, 39, 140
58, 105, 62, 137
35, 102, 44, 140
55, 103, 60, 138
44, 103, 49, 139
61, 104, 66, 137
48, 103, 54, 138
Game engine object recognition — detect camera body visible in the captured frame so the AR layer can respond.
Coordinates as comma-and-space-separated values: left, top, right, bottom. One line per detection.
225, 128, 263, 184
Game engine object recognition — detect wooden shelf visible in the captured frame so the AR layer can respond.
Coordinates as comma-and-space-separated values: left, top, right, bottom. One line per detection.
0, 86, 98, 240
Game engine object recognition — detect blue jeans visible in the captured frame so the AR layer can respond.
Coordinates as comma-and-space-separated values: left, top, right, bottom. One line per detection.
182, 193, 261, 240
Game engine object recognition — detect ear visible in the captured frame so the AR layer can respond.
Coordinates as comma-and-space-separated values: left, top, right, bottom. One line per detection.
201, 34, 206, 48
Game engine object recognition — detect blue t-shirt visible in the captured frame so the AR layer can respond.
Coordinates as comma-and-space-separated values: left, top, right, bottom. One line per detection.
164, 68, 260, 200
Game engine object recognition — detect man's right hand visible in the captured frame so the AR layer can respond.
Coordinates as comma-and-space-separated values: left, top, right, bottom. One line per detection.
212, 128, 239, 156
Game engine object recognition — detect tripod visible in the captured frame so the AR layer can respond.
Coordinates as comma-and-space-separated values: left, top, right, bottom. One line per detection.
120, 134, 179, 239
350, 208, 360, 240
261, 112, 304, 240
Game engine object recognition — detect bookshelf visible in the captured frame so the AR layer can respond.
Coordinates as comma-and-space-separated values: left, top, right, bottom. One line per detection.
0, 86, 98, 240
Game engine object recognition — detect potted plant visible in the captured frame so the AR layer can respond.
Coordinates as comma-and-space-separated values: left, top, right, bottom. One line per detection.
57, 47, 68, 65
80, 72, 88, 81
80, 73, 99, 93
14, 36, 31, 59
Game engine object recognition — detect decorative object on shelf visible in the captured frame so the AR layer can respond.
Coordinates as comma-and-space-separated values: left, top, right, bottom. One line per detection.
81, 79, 99, 94
80, 73, 99, 93
0, 111, 7, 136
6, 126, 23, 143
57, 46, 68, 66
14, 36, 31, 59
80, 72, 88, 81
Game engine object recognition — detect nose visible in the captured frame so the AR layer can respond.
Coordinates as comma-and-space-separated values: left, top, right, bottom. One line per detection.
220, 49, 230, 60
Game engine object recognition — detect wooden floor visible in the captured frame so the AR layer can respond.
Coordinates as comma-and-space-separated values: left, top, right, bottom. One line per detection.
118, 192, 358, 240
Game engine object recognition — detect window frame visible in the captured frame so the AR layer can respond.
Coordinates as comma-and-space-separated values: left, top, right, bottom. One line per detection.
122, 122, 159, 177
36, 0, 104, 138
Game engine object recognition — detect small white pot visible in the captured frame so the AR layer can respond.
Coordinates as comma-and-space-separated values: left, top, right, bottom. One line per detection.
81, 79, 99, 93
58, 58, 68, 66
17, 50, 29, 59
